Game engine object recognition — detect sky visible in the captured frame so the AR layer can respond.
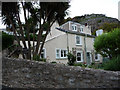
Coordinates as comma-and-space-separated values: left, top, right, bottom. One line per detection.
67, 0, 120, 19
0, 0, 120, 28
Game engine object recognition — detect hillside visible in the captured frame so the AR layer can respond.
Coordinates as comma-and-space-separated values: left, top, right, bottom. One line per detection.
63, 14, 120, 34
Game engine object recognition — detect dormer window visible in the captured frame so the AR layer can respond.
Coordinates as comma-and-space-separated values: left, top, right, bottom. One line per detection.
72, 24, 77, 31
80, 26, 83, 32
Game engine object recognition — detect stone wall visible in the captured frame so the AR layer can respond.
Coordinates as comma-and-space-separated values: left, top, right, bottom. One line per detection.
2, 57, 120, 88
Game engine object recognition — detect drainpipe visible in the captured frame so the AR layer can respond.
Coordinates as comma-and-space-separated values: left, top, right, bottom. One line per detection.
84, 34, 89, 66
67, 32, 69, 53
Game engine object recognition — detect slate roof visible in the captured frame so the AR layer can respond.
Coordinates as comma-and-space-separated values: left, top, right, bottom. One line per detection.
56, 28, 96, 38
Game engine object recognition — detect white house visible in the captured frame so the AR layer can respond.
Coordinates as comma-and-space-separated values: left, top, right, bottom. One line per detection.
20, 21, 103, 64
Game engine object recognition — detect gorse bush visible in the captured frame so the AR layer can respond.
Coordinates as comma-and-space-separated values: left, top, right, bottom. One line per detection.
2, 32, 14, 50
103, 55, 120, 71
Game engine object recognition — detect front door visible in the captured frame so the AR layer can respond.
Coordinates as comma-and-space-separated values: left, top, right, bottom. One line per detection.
76, 51, 83, 62
87, 52, 91, 64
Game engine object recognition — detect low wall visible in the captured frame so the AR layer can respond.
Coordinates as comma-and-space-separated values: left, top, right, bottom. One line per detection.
2, 57, 120, 88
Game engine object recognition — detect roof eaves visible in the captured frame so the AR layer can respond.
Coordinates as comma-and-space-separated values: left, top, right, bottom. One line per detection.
56, 28, 96, 38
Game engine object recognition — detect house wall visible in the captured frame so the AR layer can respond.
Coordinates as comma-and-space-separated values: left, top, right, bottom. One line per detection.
46, 22, 65, 41
44, 34, 68, 64
61, 21, 92, 35
19, 21, 102, 64
67, 33, 96, 63
44, 32, 98, 64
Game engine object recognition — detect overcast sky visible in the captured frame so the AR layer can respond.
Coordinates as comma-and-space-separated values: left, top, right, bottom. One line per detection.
67, 0, 120, 19
0, 0, 120, 28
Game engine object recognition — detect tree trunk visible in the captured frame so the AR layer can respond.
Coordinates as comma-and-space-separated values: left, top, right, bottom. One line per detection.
22, 2, 31, 59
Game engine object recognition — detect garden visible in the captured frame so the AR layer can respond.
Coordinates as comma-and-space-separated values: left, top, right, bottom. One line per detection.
67, 28, 120, 71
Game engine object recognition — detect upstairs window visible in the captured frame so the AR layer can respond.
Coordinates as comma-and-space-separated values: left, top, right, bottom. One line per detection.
72, 24, 77, 31
80, 26, 83, 32
76, 35, 82, 45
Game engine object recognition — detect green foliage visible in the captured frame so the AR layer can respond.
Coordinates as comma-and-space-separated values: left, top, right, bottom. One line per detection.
103, 56, 120, 71
99, 23, 120, 32
25, 34, 37, 41
33, 55, 40, 61
94, 28, 120, 59
33, 55, 46, 62
51, 61, 57, 64
97, 20, 102, 23
40, 58, 46, 62
74, 62, 87, 67
67, 52, 76, 66
2, 32, 14, 50
88, 63, 104, 69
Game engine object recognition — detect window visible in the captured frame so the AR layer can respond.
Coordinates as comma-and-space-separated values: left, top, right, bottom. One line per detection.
61, 50, 67, 58
87, 52, 92, 62
76, 35, 82, 45
72, 24, 77, 31
56, 49, 60, 58
95, 53, 99, 61
80, 26, 83, 32
56, 49, 67, 59
76, 51, 83, 62
40, 49, 46, 58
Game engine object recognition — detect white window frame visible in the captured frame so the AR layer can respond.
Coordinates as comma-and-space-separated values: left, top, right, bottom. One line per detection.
87, 51, 92, 62
80, 26, 83, 32
40, 48, 46, 59
72, 24, 77, 31
75, 35, 82, 45
95, 53, 100, 61
56, 48, 60, 59
55, 49, 68, 59
76, 51, 83, 62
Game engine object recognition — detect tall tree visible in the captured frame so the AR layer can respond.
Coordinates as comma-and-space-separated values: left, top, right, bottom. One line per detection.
2, 1, 70, 60
94, 28, 120, 59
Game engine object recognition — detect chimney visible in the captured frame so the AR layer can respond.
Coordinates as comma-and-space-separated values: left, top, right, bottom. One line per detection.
85, 23, 87, 26
96, 29, 103, 36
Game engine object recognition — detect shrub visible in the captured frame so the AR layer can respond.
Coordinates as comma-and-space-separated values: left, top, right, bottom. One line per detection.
103, 55, 120, 71
40, 58, 46, 62
67, 52, 76, 66
2, 32, 14, 50
94, 28, 120, 59
74, 63, 83, 66
51, 61, 57, 64
74, 62, 87, 67
33, 55, 46, 62
33, 55, 40, 61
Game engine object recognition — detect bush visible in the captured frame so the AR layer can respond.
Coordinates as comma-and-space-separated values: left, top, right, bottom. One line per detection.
33, 55, 46, 62
67, 52, 76, 66
2, 32, 14, 50
33, 55, 40, 61
103, 56, 120, 71
51, 61, 57, 64
40, 58, 46, 62
74, 62, 87, 67
94, 28, 120, 59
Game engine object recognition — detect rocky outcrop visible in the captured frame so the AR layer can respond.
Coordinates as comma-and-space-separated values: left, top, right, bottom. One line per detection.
71, 14, 120, 33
